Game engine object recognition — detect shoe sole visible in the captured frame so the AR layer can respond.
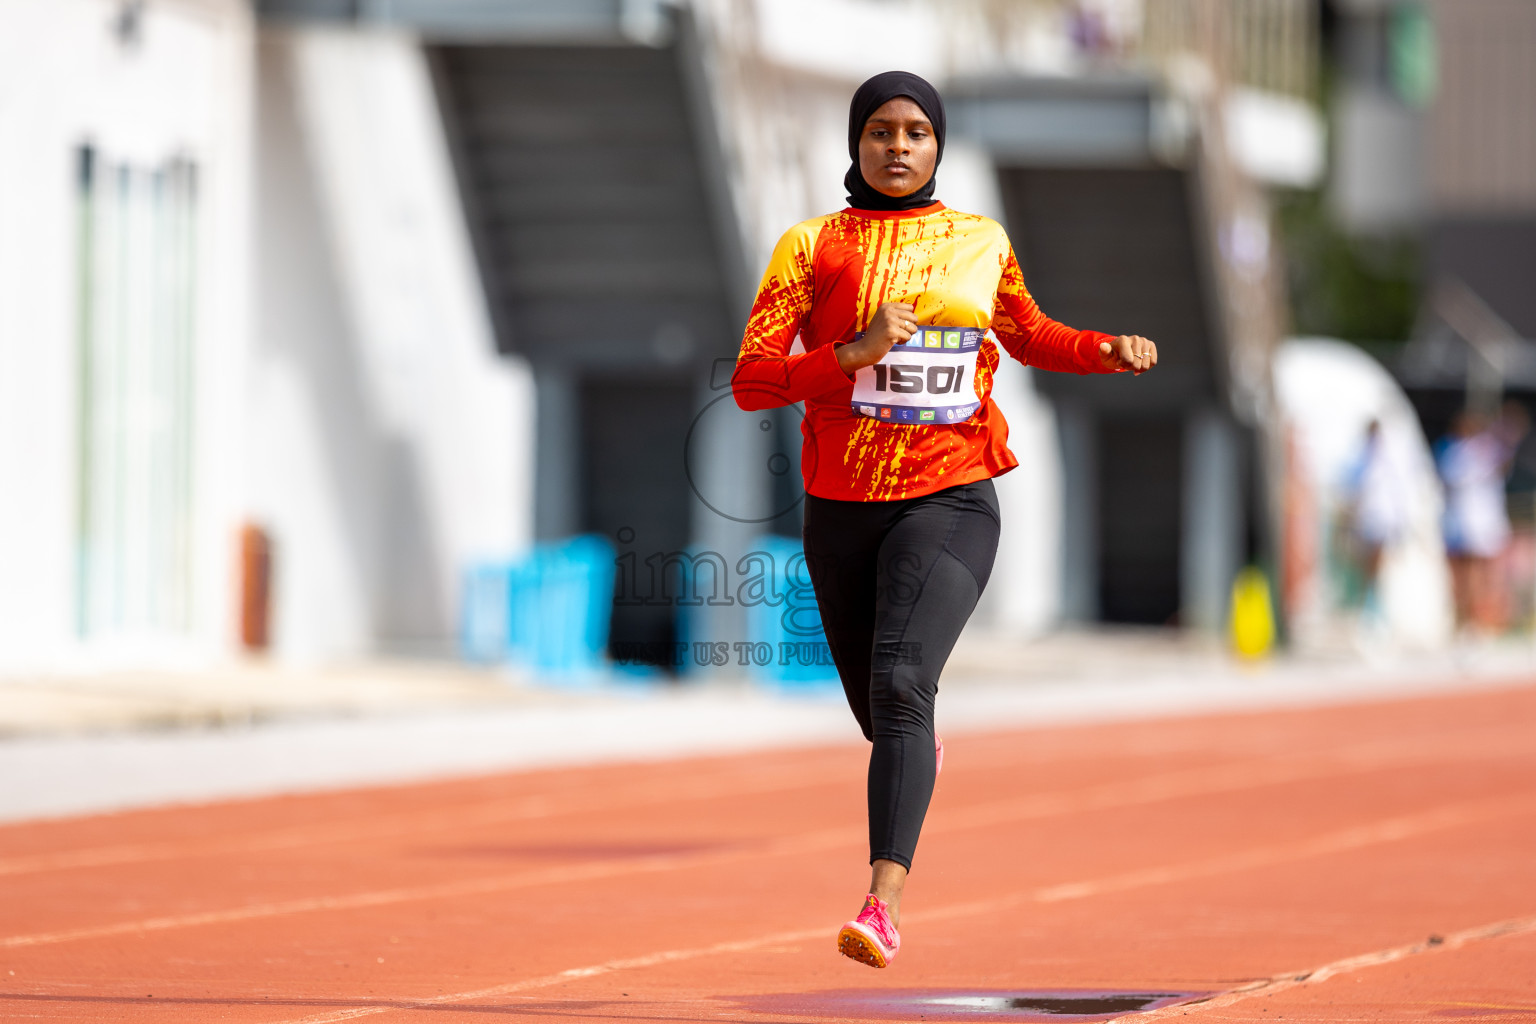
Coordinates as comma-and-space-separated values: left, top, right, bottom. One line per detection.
837, 924, 890, 968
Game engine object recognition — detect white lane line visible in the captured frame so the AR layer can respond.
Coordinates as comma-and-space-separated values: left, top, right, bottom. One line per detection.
909, 793, 1533, 921
3, 725, 1523, 881
933, 727, 1536, 836
5, 781, 1531, 952
0, 828, 849, 951
256, 794, 1536, 1024
272, 925, 830, 1024
0, 820, 866, 951
1125, 913, 1536, 1020
0, 758, 853, 879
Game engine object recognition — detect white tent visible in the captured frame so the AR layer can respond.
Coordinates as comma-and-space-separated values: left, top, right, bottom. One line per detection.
1273, 338, 1453, 650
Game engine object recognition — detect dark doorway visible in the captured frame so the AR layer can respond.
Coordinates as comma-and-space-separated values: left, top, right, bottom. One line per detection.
580, 376, 694, 665
1001, 166, 1215, 403
1098, 416, 1183, 624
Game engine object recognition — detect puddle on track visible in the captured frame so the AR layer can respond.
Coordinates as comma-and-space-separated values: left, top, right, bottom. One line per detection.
734, 988, 1212, 1022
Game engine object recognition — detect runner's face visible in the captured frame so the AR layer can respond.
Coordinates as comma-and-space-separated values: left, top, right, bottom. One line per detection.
858, 97, 937, 198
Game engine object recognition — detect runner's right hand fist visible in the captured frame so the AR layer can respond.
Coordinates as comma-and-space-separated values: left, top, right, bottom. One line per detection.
838, 302, 917, 376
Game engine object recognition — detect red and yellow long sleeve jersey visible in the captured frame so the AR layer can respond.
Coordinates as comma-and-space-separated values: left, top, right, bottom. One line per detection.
732, 201, 1119, 502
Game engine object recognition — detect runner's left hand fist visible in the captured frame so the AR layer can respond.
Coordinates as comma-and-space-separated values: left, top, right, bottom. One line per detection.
1099, 335, 1158, 375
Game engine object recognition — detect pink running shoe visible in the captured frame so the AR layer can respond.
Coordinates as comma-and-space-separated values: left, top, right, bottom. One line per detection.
935, 734, 944, 778
838, 894, 901, 968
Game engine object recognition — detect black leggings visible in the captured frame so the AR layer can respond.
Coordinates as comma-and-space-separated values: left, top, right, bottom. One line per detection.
802, 478, 1000, 871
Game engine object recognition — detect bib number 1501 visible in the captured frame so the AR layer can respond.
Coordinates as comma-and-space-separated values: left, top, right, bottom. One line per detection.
871, 364, 967, 395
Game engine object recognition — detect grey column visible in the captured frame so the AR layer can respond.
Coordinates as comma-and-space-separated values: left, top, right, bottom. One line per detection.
1181, 406, 1243, 633
533, 364, 579, 541
685, 376, 772, 678
1056, 400, 1098, 623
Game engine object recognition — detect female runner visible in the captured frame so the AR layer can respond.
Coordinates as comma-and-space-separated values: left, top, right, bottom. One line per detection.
731, 71, 1157, 968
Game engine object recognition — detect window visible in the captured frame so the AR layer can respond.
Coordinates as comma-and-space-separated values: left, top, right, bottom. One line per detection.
75, 146, 199, 638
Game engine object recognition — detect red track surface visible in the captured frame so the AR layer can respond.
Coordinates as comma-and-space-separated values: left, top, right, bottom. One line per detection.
2, 683, 1534, 1022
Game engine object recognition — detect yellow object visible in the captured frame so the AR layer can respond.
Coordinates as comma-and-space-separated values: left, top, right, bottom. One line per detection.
1229, 567, 1276, 660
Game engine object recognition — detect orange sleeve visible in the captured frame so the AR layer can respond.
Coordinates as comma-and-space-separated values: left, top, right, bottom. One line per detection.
990, 245, 1121, 375
731, 223, 852, 411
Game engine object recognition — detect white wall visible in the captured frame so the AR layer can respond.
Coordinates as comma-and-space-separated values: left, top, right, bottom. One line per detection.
251, 28, 533, 661
1332, 85, 1424, 231
0, 0, 252, 672
0, 6, 530, 672
942, 140, 1064, 636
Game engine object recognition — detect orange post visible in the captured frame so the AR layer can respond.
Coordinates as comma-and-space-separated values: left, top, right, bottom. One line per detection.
238, 523, 272, 651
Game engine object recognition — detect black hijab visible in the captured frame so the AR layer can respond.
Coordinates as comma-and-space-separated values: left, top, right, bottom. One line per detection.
843, 71, 947, 211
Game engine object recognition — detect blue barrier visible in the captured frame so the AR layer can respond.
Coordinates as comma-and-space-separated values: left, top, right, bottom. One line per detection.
460, 534, 615, 680
464, 534, 838, 690
460, 562, 512, 664
743, 535, 840, 691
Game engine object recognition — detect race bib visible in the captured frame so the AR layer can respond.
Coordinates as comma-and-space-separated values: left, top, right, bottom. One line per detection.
850, 326, 983, 424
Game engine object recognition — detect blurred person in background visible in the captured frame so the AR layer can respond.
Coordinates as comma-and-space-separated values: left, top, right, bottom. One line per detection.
732, 71, 1156, 969
1436, 409, 1522, 633
1495, 401, 1536, 631
1343, 419, 1411, 627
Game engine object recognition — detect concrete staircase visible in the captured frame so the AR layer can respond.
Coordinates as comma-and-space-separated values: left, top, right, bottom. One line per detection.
431, 43, 733, 365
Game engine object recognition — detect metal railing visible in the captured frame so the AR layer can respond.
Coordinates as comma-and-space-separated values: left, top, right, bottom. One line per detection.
1142, 0, 1318, 100
949, 0, 1318, 101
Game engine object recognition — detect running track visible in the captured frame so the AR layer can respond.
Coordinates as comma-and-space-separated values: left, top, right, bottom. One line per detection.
2, 683, 1534, 1022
